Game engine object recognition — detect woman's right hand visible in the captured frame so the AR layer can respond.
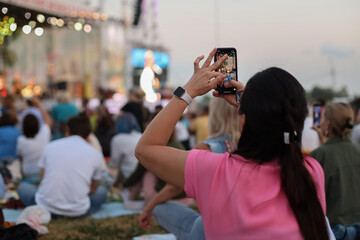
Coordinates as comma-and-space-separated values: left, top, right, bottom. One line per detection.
213, 80, 245, 107
183, 48, 228, 99
311, 125, 327, 145
138, 209, 153, 230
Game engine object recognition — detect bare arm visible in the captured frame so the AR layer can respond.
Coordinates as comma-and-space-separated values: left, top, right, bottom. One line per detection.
32, 98, 53, 128
193, 142, 211, 151
90, 179, 100, 195
138, 184, 183, 230
40, 168, 44, 182
135, 49, 227, 189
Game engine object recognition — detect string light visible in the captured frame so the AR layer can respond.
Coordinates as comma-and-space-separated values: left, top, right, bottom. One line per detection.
9, 23, 17, 31
1, 7, 8, 14
56, 19, 65, 27
29, 20, 36, 28
74, 22, 82, 31
37, 14, 45, 23
34, 27, 44, 36
83, 24, 92, 33
24, 12, 31, 19
22, 25, 31, 34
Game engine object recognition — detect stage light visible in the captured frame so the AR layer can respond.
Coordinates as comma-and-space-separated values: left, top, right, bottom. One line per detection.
84, 24, 92, 33
37, 14, 45, 23
22, 25, 31, 34
34, 27, 44, 36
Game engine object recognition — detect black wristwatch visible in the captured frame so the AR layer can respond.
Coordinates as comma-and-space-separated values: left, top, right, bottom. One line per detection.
173, 87, 192, 105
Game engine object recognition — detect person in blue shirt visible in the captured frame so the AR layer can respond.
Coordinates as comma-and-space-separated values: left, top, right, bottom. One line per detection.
0, 112, 21, 165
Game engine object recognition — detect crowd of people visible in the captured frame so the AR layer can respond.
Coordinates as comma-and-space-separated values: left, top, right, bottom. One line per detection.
0, 49, 359, 239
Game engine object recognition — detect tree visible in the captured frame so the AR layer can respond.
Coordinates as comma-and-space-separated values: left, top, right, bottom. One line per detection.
307, 85, 348, 101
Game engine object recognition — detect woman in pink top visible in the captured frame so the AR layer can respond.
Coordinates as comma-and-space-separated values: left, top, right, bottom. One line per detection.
135, 49, 331, 240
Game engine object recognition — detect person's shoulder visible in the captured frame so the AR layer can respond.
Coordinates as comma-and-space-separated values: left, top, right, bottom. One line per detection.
310, 144, 326, 157
304, 156, 324, 176
188, 149, 227, 161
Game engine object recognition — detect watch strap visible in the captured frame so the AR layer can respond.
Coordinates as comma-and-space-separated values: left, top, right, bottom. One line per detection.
181, 91, 192, 105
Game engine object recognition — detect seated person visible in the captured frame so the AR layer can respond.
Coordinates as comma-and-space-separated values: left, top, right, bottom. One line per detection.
17, 114, 107, 218
16, 98, 52, 182
108, 112, 142, 200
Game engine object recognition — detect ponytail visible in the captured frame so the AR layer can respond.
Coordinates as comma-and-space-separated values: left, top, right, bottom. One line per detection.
280, 106, 329, 240
281, 139, 328, 240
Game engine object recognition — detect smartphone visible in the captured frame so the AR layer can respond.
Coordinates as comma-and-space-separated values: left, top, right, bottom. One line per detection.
313, 104, 322, 128
214, 48, 238, 94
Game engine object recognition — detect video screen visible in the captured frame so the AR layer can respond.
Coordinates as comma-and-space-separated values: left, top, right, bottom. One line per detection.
215, 49, 237, 82
313, 105, 322, 127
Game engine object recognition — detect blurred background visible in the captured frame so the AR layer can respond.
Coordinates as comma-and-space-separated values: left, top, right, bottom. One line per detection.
0, 0, 359, 111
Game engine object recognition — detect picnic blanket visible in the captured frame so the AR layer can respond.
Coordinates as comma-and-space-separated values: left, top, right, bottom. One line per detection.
3, 201, 144, 222
133, 233, 177, 240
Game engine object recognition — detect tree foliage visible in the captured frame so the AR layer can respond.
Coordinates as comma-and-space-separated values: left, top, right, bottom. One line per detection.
307, 85, 349, 101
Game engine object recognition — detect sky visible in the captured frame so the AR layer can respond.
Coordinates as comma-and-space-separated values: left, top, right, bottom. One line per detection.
154, 0, 360, 97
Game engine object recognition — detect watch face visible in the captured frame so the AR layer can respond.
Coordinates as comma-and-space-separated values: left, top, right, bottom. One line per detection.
174, 87, 185, 97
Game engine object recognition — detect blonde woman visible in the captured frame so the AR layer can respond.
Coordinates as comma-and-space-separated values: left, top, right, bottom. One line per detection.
311, 102, 360, 239
195, 97, 240, 153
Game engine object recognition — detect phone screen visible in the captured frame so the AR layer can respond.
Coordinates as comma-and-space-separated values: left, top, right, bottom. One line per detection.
313, 104, 322, 128
214, 48, 237, 94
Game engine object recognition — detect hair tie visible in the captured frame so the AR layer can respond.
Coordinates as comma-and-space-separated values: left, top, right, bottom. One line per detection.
284, 131, 298, 144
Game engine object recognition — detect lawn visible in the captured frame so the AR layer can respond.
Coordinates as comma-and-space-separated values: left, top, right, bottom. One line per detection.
37, 214, 168, 240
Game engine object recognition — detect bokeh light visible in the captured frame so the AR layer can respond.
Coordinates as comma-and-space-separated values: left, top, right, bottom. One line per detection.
34, 27, 44, 36
37, 14, 45, 23
22, 25, 31, 34
74, 22, 82, 31
84, 24, 92, 33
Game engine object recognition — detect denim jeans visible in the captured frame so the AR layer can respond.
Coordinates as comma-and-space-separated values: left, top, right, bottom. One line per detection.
17, 182, 107, 217
153, 201, 205, 240
331, 224, 360, 240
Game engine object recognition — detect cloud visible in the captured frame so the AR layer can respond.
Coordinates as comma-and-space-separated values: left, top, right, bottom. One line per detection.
320, 43, 356, 58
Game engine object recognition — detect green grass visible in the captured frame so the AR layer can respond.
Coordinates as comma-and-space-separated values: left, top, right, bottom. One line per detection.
38, 214, 168, 240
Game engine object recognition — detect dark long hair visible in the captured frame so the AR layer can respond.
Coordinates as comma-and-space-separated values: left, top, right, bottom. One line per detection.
23, 114, 39, 138
234, 67, 328, 240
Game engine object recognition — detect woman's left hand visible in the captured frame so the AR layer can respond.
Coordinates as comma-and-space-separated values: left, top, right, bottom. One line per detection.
183, 48, 228, 98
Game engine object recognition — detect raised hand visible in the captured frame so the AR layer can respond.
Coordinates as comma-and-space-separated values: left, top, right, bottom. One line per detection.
183, 48, 227, 98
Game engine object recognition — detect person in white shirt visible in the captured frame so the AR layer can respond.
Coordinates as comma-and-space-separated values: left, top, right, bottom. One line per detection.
16, 98, 52, 182
108, 112, 142, 200
17, 114, 107, 218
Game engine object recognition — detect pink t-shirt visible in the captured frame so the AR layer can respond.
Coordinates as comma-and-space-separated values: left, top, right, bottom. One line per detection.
184, 150, 326, 240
